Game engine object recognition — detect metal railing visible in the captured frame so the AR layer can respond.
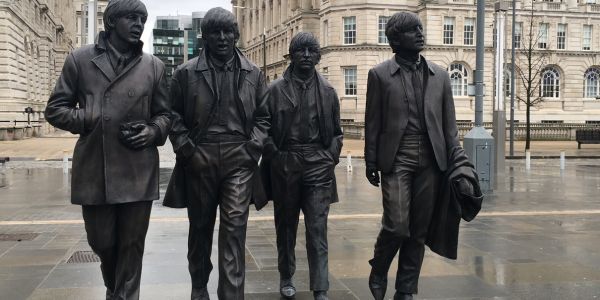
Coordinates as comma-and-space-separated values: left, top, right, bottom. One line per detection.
340, 121, 600, 141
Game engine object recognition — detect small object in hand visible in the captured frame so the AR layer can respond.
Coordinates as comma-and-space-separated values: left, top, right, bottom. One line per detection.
119, 120, 146, 143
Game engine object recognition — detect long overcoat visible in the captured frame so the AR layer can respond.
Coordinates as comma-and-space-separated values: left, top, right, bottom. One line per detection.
163, 48, 270, 208
364, 57, 460, 173
45, 33, 171, 205
259, 67, 343, 205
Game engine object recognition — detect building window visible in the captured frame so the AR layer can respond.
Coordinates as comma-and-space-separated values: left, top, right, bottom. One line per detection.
584, 67, 600, 98
540, 67, 560, 98
343, 66, 357, 96
514, 22, 522, 48
323, 20, 329, 47
443, 17, 455, 45
343, 16, 356, 45
583, 25, 592, 50
538, 23, 548, 49
557, 24, 566, 50
378, 16, 390, 44
464, 18, 475, 45
448, 63, 469, 96
504, 69, 512, 98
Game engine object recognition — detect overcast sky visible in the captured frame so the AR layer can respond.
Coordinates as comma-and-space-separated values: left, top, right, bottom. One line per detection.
140, 0, 231, 52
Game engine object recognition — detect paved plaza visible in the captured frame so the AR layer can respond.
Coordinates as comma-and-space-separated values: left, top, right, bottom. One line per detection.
1, 148, 600, 299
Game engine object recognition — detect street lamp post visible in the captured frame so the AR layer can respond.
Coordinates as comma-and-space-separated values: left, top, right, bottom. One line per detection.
493, 1, 508, 179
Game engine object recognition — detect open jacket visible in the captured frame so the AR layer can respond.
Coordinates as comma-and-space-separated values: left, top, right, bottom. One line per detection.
426, 147, 484, 260
364, 57, 460, 173
258, 67, 343, 207
163, 48, 269, 208
45, 32, 171, 205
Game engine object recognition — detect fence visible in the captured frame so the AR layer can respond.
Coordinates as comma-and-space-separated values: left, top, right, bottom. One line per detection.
341, 121, 600, 141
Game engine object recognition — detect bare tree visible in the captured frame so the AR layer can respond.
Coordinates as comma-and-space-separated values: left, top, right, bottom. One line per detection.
514, 6, 551, 150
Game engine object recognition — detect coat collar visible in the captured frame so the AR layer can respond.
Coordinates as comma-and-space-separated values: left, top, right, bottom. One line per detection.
389, 55, 436, 76
195, 48, 252, 72
92, 31, 143, 81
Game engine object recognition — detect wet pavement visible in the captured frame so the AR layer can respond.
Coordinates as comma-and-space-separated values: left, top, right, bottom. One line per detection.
1, 159, 600, 299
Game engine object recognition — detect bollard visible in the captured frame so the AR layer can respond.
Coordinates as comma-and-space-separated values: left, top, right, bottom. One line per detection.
560, 150, 565, 170
525, 150, 531, 170
346, 151, 352, 173
62, 150, 69, 174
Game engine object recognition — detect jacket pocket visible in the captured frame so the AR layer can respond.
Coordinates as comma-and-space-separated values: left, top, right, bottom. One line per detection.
83, 93, 96, 133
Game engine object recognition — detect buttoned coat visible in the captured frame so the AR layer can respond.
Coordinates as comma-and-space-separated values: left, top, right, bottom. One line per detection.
163, 48, 269, 208
45, 33, 171, 205
259, 68, 343, 204
364, 57, 460, 174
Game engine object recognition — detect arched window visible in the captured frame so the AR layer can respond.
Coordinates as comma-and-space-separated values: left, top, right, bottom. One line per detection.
584, 67, 600, 98
448, 63, 469, 97
540, 67, 560, 98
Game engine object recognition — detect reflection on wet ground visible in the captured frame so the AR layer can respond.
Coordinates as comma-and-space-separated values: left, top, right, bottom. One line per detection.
0, 159, 600, 299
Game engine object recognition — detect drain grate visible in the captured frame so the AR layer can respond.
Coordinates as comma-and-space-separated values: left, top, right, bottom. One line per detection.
66, 250, 101, 263
0, 233, 39, 241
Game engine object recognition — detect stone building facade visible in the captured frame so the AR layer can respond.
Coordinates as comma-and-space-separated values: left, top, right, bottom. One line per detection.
234, 0, 600, 134
0, 0, 76, 138
74, 0, 108, 48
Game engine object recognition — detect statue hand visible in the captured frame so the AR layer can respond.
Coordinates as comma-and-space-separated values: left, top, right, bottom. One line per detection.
366, 165, 380, 187
125, 124, 158, 150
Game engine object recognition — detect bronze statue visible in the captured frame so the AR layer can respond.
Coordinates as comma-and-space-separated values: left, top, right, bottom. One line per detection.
163, 7, 270, 300
44, 0, 171, 299
261, 32, 342, 300
364, 12, 478, 300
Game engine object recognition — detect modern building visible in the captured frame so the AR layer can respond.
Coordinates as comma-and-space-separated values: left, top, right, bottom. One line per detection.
152, 12, 206, 79
74, 0, 108, 48
0, 0, 76, 139
234, 0, 600, 135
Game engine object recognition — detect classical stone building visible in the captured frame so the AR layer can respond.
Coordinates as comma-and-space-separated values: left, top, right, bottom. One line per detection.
234, 0, 600, 135
74, 0, 108, 48
0, 0, 76, 139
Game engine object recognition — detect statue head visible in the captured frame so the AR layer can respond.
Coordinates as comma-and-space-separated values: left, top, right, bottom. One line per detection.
103, 0, 148, 45
385, 12, 425, 54
201, 7, 240, 61
288, 32, 321, 74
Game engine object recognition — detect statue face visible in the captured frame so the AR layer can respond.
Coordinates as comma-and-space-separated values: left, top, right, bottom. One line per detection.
391, 21, 425, 53
291, 46, 320, 72
113, 12, 146, 45
204, 26, 237, 60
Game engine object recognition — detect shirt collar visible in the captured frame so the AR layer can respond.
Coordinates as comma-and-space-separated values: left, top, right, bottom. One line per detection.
395, 54, 422, 71
291, 71, 316, 90
208, 55, 236, 72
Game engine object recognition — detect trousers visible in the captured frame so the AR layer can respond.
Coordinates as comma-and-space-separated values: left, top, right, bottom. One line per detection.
369, 135, 442, 294
184, 141, 256, 300
271, 144, 336, 291
82, 201, 152, 300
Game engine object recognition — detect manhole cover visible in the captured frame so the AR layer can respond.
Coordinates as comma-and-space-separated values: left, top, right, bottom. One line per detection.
0, 233, 39, 241
66, 251, 100, 263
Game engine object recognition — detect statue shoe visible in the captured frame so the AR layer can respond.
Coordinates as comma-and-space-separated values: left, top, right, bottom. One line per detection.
191, 287, 209, 300
280, 279, 296, 299
368, 270, 388, 300
393, 292, 414, 300
313, 291, 328, 300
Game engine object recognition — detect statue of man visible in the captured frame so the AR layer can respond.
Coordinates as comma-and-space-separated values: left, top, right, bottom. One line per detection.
364, 12, 463, 300
164, 7, 270, 300
261, 32, 343, 300
45, 0, 171, 299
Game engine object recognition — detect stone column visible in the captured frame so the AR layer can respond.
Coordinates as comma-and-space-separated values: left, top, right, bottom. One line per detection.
281, 0, 288, 23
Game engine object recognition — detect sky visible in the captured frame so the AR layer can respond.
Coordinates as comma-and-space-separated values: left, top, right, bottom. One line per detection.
140, 0, 232, 52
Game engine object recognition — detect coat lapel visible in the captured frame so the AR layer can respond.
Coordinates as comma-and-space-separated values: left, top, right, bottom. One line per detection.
195, 50, 216, 99
112, 56, 142, 84
91, 53, 117, 82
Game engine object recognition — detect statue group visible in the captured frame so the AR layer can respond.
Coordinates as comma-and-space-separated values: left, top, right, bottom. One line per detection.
45, 0, 482, 299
